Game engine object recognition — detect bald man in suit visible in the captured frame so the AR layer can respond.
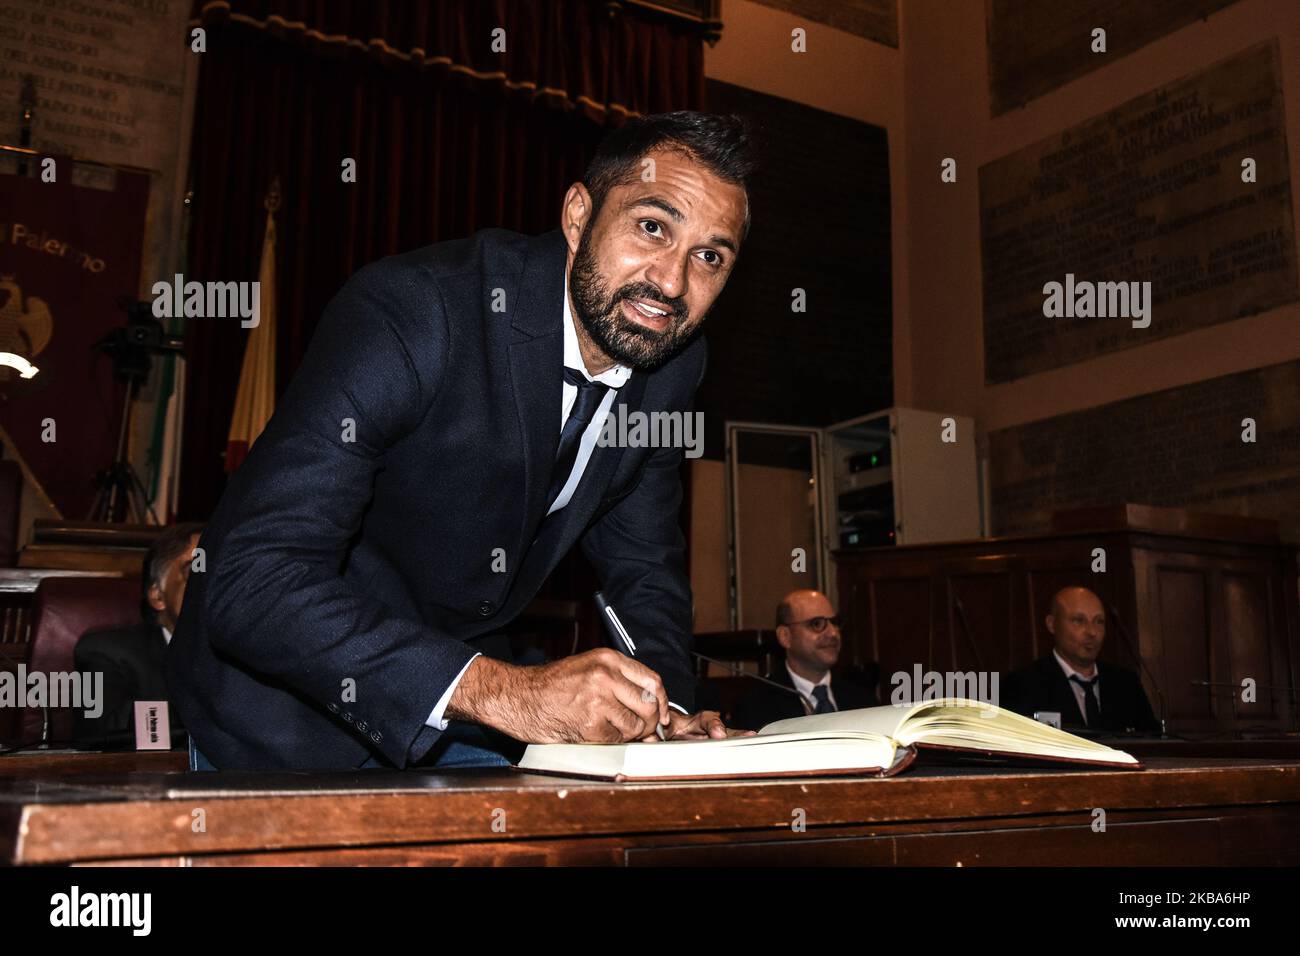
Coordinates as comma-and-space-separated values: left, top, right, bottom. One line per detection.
1003, 586, 1158, 734
732, 589, 877, 731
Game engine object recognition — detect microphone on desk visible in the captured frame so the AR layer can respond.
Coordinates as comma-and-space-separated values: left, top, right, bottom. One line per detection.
690, 651, 808, 700
691, 650, 811, 717
1107, 601, 1168, 737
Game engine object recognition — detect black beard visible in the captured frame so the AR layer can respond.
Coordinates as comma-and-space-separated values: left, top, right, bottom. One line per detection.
568, 228, 698, 372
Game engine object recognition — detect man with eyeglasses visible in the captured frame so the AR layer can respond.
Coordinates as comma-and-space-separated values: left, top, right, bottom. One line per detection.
731, 589, 878, 731
1003, 586, 1158, 734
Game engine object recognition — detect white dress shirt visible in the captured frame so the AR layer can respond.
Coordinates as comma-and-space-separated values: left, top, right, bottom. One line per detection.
787, 663, 837, 714
1053, 648, 1101, 725
161, 626, 172, 646
425, 276, 632, 731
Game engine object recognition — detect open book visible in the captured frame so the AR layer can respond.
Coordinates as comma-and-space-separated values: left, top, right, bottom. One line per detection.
515, 698, 1142, 781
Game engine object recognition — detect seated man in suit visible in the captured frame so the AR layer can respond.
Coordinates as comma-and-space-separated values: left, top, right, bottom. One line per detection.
1003, 586, 1159, 735
74, 523, 202, 749
731, 589, 877, 731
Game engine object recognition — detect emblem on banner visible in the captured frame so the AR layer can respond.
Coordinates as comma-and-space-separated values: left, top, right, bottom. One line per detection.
0, 275, 52, 381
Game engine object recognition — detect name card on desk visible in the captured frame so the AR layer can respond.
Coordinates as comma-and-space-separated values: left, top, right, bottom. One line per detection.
134, 701, 172, 750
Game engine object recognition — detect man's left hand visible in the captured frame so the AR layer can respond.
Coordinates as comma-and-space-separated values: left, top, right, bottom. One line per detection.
641, 709, 755, 741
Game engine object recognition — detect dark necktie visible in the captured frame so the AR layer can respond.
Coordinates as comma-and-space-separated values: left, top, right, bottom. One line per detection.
811, 684, 835, 715
546, 366, 611, 507
1069, 673, 1101, 727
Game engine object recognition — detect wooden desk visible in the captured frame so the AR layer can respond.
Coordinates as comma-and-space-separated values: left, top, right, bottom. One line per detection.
2, 758, 1297, 866
0, 749, 187, 778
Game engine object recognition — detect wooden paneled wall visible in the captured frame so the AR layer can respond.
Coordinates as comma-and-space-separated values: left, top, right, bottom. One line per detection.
834, 506, 1299, 736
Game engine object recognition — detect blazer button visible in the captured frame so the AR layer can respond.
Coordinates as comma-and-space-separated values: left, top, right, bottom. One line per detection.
356, 720, 368, 732
342, 712, 354, 724
477, 600, 495, 617
370, 731, 383, 743
327, 702, 339, 714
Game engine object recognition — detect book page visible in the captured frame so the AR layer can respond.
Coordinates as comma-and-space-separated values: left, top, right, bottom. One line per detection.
757, 699, 1138, 764
759, 705, 910, 739
518, 729, 903, 780
896, 698, 1139, 763
623, 736, 899, 778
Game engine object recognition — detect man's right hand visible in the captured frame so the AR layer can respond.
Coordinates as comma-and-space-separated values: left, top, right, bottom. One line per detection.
445, 649, 669, 743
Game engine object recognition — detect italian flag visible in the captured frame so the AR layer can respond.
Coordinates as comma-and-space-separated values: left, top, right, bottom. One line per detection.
225, 197, 278, 472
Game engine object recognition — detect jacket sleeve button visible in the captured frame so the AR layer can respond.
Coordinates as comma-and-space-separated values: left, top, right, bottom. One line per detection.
477, 600, 495, 617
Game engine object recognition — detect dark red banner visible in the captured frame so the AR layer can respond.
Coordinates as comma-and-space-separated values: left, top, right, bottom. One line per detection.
0, 163, 149, 519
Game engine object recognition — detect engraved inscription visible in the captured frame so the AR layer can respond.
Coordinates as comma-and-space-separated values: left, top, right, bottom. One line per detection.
980, 42, 1296, 383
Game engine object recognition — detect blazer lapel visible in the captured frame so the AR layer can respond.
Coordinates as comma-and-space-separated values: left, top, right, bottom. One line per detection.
507, 231, 567, 541
504, 229, 658, 556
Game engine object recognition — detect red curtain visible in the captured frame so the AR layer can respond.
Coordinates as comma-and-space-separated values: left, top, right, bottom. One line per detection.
178, 0, 705, 518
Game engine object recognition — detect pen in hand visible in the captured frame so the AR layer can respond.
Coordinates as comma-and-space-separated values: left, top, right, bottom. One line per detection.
593, 591, 668, 740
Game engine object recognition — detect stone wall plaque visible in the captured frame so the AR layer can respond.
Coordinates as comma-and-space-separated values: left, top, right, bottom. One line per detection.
989, 359, 1300, 538
0, 0, 192, 284
979, 41, 1296, 384
750, 0, 898, 48
986, 0, 1242, 115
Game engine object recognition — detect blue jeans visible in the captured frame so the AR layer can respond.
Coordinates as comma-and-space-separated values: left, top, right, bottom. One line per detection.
188, 721, 517, 772
419, 721, 519, 768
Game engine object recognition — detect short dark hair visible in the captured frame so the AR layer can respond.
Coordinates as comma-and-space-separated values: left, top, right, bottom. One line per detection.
582, 111, 756, 240
142, 522, 204, 620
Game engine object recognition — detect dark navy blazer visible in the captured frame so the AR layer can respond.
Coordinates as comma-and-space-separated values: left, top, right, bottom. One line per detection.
1002, 654, 1160, 734
167, 228, 705, 770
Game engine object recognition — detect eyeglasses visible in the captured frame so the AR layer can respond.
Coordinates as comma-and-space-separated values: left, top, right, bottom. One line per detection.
784, 615, 842, 633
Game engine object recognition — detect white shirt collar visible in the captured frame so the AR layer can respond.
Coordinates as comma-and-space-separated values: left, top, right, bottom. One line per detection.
786, 663, 831, 701
1053, 648, 1096, 681
562, 273, 631, 388
161, 625, 173, 646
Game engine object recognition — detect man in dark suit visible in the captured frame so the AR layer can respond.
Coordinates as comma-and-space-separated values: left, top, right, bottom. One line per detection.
1003, 586, 1159, 734
168, 112, 757, 771
731, 590, 877, 731
75, 523, 202, 748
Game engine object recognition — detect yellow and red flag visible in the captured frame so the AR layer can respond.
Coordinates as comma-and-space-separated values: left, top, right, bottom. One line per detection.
225, 181, 279, 472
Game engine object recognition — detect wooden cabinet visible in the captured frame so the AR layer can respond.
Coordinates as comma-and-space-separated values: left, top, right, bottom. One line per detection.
833, 505, 1299, 736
